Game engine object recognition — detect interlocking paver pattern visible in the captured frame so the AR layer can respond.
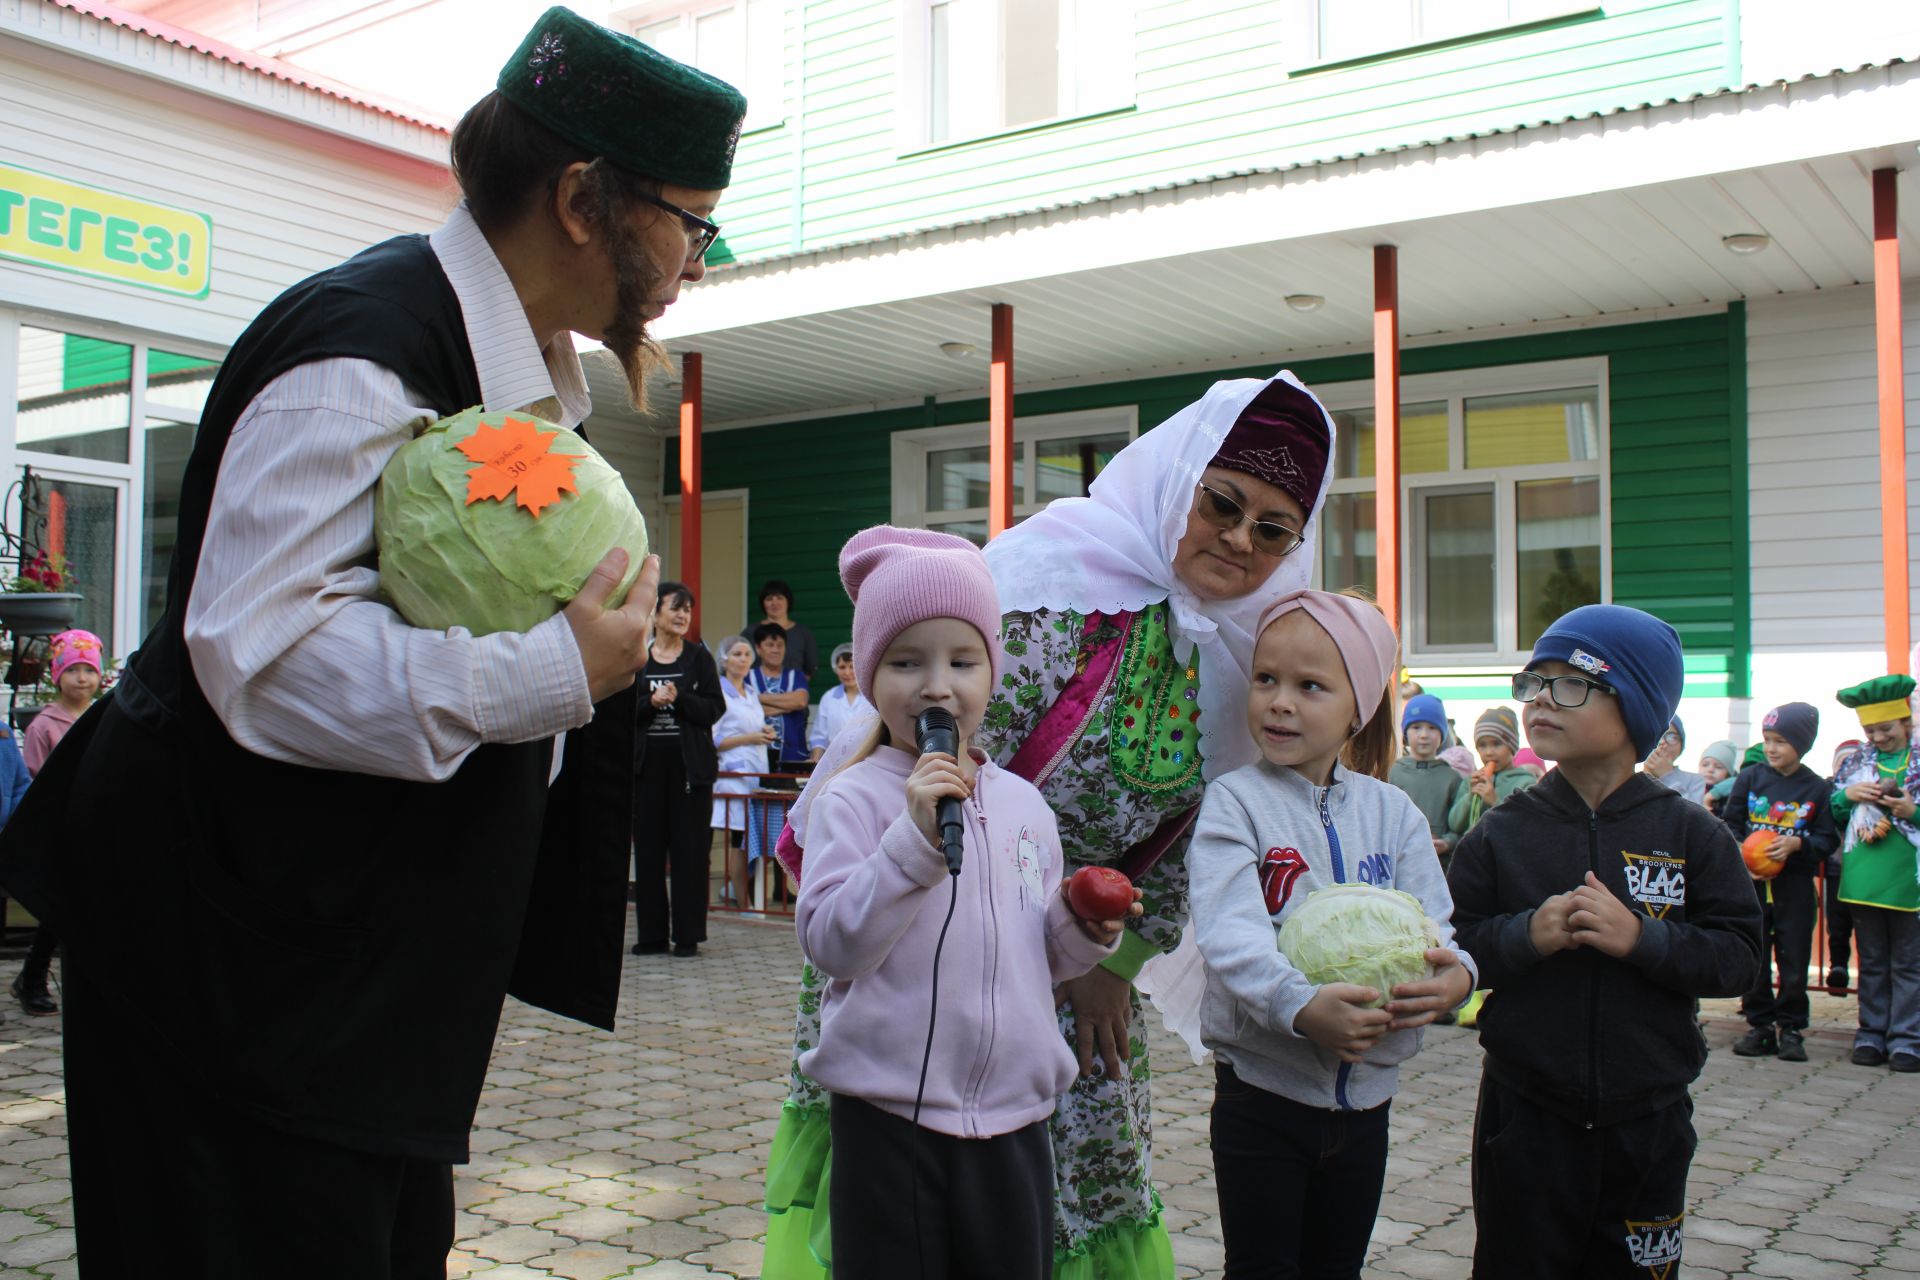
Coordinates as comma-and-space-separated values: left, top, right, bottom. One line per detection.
0, 914, 1916, 1277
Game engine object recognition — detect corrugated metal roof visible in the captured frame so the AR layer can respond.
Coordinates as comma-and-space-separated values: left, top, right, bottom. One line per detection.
708, 62, 1907, 279
45, 0, 450, 132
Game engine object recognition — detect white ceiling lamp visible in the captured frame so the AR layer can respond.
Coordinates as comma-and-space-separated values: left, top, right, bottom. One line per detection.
1721, 233, 1772, 255
1284, 294, 1326, 312
938, 341, 978, 358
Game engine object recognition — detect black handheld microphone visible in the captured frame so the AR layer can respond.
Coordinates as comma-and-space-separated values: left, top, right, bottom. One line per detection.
914, 707, 965, 876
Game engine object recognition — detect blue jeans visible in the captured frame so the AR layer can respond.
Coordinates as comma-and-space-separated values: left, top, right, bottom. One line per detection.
1852, 905, 1920, 1056
1210, 1061, 1389, 1279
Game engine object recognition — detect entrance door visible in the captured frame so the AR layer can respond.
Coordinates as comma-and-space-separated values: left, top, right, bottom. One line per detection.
664, 491, 748, 645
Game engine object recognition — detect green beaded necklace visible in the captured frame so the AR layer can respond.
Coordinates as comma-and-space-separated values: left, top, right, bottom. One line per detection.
1107, 603, 1204, 794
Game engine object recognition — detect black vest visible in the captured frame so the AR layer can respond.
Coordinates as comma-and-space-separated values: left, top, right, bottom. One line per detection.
0, 236, 635, 1162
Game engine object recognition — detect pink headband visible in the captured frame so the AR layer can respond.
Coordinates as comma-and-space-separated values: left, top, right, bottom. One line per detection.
1255, 591, 1399, 726
47, 629, 103, 688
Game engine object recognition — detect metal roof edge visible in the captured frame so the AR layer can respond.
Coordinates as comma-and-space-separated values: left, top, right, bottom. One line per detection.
9, 0, 451, 162
706, 60, 1912, 281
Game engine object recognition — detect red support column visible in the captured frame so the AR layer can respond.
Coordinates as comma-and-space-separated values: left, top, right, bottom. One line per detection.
679, 351, 704, 643
1373, 245, 1402, 635
1874, 169, 1911, 675
989, 303, 1015, 539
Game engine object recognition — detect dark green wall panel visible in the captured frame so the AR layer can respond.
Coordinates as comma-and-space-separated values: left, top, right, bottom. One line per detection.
695, 310, 1744, 697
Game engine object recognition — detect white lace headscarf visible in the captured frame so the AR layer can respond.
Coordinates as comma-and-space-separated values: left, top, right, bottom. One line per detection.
985, 369, 1337, 782
783, 369, 1337, 847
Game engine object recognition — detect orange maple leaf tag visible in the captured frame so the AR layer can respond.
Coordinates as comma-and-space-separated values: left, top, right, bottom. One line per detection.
454, 416, 582, 518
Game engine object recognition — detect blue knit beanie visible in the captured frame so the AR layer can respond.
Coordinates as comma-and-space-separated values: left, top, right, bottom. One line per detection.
1402, 693, 1447, 738
1667, 714, 1685, 749
1527, 604, 1684, 762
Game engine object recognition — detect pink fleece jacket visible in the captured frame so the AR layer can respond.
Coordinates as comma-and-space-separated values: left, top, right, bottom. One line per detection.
795, 744, 1116, 1138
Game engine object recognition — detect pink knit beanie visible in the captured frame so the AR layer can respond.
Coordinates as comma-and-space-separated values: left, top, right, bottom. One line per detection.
839, 526, 1003, 699
46, 629, 103, 688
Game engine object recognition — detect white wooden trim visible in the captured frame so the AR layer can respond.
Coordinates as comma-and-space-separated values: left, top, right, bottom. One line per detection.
889, 405, 1139, 528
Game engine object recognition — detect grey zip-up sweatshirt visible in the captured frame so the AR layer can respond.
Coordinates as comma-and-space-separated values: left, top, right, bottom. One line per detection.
1189, 759, 1475, 1112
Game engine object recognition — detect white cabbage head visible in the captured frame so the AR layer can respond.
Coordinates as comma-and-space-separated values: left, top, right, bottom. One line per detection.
375, 407, 648, 637
1277, 883, 1441, 1008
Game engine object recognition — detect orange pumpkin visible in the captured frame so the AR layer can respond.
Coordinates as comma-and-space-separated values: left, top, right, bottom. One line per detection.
1741, 830, 1785, 880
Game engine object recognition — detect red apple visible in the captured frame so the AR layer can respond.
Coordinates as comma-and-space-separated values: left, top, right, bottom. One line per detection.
1067, 866, 1135, 920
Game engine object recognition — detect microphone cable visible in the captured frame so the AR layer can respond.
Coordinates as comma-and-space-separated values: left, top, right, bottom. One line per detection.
908, 873, 960, 1279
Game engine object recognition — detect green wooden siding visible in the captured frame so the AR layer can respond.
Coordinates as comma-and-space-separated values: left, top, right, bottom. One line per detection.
717, 0, 1736, 263
696, 311, 1747, 698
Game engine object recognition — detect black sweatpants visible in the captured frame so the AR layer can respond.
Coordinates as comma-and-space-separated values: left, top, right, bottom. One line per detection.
1741, 874, 1817, 1030
63, 956, 453, 1278
1470, 1076, 1695, 1280
1209, 1060, 1389, 1280
827, 1093, 1052, 1280
632, 741, 711, 949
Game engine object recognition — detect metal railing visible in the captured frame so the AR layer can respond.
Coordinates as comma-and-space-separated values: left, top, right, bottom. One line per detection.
708, 770, 806, 917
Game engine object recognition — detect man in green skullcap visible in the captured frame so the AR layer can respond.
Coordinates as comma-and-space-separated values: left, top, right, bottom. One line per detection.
0, 9, 745, 1275
1831, 674, 1920, 1072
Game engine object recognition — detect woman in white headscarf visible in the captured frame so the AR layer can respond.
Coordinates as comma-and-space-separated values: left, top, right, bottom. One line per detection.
763, 372, 1336, 1280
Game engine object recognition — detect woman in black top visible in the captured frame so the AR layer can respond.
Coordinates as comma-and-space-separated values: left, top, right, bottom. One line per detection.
758, 579, 818, 684
633, 583, 724, 957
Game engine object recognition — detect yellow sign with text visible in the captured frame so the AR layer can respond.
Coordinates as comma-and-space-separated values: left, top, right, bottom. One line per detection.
0, 164, 212, 299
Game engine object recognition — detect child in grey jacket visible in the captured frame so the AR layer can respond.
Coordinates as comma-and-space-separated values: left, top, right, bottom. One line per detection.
1190, 590, 1475, 1279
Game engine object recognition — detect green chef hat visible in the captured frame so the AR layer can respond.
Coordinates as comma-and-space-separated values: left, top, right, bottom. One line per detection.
497, 6, 748, 190
1837, 674, 1917, 728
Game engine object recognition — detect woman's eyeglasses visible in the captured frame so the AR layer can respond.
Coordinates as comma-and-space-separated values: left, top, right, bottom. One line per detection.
1193, 482, 1305, 557
1511, 670, 1617, 709
630, 190, 721, 260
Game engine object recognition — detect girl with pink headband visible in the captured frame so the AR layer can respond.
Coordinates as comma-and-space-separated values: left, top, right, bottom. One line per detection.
1186, 590, 1475, 1278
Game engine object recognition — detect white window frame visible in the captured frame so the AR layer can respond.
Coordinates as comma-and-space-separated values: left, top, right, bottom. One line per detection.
895, 0, 1136, 154
1311, 357, 1611, 669
618, 0, 786, 134
890, 406, 1139, 535
1293, 0, 1599, 69
0, 307, 224, 658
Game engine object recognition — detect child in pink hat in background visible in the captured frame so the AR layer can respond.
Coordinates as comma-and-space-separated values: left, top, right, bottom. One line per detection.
10, 629, 104, 1015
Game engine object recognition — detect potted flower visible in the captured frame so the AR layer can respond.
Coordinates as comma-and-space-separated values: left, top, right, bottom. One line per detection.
0, 551, 81, 635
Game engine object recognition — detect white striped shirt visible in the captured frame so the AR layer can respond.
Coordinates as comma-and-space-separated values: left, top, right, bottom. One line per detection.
183, 204, 595, 782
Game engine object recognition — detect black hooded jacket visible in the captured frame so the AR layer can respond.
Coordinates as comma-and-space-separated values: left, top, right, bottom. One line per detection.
1448, 770, 1763, 1126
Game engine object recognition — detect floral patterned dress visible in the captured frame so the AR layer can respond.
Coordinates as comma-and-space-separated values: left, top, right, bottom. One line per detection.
764, 602, 1202, 1280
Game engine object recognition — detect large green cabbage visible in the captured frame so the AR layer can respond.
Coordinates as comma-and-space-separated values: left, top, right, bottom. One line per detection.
1277, 883, 1440, 1008
375, 407, 648, 637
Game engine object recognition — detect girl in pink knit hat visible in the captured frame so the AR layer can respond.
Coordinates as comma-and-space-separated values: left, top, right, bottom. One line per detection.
10, 628, 104, 1016
793, 526, 1137, 1279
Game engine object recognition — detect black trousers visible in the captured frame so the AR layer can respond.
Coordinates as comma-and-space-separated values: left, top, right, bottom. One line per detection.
1741, 875, 1816, 1030
1209, 1061, 1389, 1280
1470, 1076, 1694, 1280
1824, 871, 1854, 974
827, 1093, 1052, 1280
62, 956, 453, 1278
632, 742, 711, 948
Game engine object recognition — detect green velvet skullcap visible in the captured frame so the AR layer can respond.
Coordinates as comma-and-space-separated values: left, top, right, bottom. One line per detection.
497, 6, 747, 190
1836, 674, 1917, 726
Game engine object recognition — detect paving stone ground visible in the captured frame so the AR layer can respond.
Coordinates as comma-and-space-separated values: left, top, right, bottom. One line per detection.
0, 913, 1916, 1278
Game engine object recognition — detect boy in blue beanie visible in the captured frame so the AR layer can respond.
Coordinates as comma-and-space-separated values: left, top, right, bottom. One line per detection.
1391, 693, 1463, 867
1447, 604, 1762, 1279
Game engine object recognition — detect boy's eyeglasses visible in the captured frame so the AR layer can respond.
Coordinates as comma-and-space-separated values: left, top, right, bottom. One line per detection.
1193, 481, 1305, 556
1511, 670, 1617, 709
629, 190, 722, 260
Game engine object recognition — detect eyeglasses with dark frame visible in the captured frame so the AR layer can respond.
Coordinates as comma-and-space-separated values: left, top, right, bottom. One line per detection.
629, 190, 721, 261
1511, 670, 1618, 709
1193, 481, 1305, 557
